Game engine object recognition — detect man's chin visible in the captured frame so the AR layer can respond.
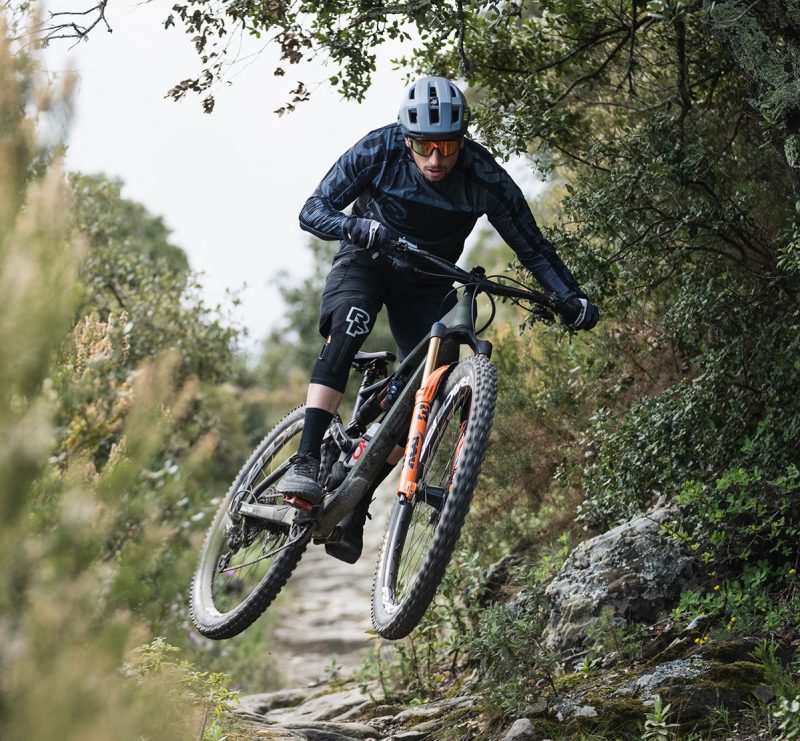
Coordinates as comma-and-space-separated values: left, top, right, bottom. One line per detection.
423, 170, 447, 182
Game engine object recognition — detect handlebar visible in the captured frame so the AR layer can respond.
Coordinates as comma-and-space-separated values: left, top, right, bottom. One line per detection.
379, 238, 563, 314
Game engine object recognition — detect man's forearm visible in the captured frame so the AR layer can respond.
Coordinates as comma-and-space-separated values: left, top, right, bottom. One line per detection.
299, 195, 348, 240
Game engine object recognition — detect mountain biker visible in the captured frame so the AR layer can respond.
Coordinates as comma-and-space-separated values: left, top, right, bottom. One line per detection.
276, 76, 599, 563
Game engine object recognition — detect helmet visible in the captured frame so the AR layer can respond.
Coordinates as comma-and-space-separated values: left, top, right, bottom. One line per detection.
398, 76, 469, 139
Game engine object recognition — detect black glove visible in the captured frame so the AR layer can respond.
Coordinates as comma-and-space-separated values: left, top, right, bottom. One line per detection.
346, 217, 389, 251
561, 296, 600, 330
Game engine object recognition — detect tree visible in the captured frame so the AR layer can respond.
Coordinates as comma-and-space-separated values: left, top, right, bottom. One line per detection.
70, 172, 240, 384
71, 173, 188, 273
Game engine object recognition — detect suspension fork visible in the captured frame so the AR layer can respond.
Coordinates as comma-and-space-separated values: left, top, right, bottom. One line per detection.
398, 323, 451, 501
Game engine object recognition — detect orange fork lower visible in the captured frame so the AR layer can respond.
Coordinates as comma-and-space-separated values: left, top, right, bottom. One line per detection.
398, 364, 451, 501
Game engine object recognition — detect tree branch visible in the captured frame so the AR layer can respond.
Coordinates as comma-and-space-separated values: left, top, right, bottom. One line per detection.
42, 1, 111, 46
549, 33, 632, 107
455, 0, 471, 76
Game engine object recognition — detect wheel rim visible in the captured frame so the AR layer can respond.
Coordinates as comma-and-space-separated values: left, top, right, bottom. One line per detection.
390, 377, 472, 607
200, 420, 302, 618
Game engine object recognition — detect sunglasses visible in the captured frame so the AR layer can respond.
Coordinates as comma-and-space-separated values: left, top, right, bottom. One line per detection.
408, 138, 463, 157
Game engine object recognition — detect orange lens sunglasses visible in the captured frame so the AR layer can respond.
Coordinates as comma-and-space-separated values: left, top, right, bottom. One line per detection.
409, 138, 462, 157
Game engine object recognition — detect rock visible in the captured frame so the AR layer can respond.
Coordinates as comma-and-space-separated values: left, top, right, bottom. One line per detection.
356, 705, 404, 720
610, 658, 708, 697
265, 686, 375, 724
523, 700, 548, 717
250, 728, 308, 740
239, 687, 319, 715
605, 656, 764, 726
280, 720, 380, 739
550, 698, 577, 722
502, 717, 536, 740
543, 507, 694, 652
389, 696, 474, 725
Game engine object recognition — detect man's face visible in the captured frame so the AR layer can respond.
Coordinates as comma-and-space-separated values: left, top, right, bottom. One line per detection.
405, 137, 463, 183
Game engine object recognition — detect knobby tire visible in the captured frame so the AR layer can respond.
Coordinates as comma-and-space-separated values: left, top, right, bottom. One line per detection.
371, 354, 497, 639
190, 406, 310, 640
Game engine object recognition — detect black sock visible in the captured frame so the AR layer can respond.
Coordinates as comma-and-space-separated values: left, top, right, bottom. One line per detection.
297, 407, 334, 459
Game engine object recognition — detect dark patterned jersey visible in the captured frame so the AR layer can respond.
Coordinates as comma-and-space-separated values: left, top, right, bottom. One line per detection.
299, 123, 582, 301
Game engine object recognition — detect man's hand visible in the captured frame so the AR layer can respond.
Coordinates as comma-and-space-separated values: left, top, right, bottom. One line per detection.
346, 217, 389, 250
562, 296, 600, 330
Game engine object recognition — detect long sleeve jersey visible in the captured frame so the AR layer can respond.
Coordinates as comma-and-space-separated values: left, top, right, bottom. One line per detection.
299, 123, 583, 302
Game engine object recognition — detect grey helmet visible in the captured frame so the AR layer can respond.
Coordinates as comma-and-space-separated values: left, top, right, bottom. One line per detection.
398, 76, 469, 139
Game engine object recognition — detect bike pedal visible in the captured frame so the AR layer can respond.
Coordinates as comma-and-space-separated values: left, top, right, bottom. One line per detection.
283, 496, 322, 524
283, 494, 314, 511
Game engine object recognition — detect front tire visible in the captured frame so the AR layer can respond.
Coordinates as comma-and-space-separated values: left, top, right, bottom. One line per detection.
371, 354, 497, 639
190, 407, 311, 640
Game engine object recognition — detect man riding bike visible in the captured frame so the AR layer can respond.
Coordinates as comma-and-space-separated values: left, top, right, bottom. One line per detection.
276, 76, 599, 563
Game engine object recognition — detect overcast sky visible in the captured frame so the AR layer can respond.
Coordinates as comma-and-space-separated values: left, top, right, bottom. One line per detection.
40, 0, 543, 352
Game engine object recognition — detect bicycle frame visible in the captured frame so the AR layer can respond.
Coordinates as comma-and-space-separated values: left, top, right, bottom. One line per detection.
237, 239, 561, 540
240, 284, 492, 540
315, 285, 491, 537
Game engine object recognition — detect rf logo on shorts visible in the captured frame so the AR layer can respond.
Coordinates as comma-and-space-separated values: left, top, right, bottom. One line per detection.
345, 306, 371, 337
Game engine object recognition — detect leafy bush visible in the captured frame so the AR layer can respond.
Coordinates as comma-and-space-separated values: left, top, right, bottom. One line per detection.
670, 467, 800, 631
467, 586, 556, 717
126, 639, 245, 740
578, 289, 800, 529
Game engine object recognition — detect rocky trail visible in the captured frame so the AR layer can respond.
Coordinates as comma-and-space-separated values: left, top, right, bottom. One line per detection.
267, 473, 397, 687
228, 505, 783, 740
235, 683, 480, 741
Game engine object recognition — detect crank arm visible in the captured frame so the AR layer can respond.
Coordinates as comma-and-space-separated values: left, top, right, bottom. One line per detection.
237, 501, 298, 528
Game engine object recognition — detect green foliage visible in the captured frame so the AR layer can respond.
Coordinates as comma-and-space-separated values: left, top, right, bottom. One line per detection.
669, 467, 800, 631
0, 23, 275, 739
70, 173, 188, 273
642, 694, 678, 741
126, 638, 246, 741
585, 607, 646, 665
468, 587, 557, 717
70, 172, 240, 385
0, 31, 203, 739
751, 641, 799, 701
774, 695, 800, 741
578, 291, 800, 529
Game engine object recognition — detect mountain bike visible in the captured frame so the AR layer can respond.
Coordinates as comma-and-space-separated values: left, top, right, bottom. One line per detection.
189, 239, 562, 641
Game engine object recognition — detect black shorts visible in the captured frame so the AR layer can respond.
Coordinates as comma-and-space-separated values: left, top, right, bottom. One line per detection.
311, 249, 457, 391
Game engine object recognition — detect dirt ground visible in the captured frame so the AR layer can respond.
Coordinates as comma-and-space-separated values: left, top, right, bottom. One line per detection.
268, 472, 398, 687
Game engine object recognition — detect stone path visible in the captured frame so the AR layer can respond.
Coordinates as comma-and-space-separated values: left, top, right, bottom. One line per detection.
235, 682, 480, 741
268, 472, 398, 687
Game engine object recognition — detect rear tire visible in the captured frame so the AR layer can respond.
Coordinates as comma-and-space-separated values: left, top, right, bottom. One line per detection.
371, 354, 497, 639
190, 407, 311, 640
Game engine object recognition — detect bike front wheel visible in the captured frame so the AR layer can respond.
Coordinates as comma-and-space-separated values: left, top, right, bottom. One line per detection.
371, 354, 497, 639
190, 406, 311, 640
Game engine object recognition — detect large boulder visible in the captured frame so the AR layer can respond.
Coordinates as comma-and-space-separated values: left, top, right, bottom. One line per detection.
543, 508, 694, 653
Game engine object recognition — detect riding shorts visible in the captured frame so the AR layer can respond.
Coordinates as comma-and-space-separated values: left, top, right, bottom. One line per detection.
311, 249, 457, 392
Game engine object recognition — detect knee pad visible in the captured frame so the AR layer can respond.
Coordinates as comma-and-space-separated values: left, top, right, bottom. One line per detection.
311, 303, 376, 392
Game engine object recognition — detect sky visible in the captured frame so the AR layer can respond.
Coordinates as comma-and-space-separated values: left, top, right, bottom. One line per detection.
39, 0, 544, 353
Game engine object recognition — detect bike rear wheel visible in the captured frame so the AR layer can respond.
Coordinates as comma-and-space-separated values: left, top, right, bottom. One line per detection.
190, 406, 311, 640
371, 354, 497, 639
